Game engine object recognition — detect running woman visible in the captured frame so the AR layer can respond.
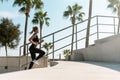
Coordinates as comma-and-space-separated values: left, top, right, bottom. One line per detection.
28, 26, 45, 69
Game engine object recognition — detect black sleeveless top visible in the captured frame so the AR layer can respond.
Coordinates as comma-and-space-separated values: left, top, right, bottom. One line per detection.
30, 34, 39, 49
32, 35, 39, 42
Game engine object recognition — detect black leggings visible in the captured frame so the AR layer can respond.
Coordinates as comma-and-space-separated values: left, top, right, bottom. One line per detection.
28, 45, 45, 69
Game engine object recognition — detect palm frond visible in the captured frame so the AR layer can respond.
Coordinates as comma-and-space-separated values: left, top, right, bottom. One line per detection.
13, 0, 25, 6
32, 10, 50, 27
63, 11, 70, 18
32, 19, 39, 24
45, 17, 50, 26
33, 0, 43, 10
68, 6, 73, 15
107, 0, 119, 13
19, 7, 26, 13
63, 3, 84, 23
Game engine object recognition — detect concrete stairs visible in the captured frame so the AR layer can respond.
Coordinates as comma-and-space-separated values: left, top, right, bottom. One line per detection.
71, 34, 120, 63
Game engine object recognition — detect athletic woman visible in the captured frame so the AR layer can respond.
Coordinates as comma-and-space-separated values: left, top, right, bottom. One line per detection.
28, 26, 45, 69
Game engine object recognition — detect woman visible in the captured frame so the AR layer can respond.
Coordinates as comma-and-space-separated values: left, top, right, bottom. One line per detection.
28, 26, 45, 69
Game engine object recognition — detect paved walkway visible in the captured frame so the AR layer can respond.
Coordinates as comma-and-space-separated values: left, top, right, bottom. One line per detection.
0, 61, 120, 80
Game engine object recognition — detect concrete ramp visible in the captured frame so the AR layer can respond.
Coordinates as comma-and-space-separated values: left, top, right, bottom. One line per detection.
0, 61, 120, 80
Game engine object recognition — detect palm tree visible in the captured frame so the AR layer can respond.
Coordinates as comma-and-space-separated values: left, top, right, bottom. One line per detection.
0, 0, 8, 54
32, 10, 50, 49
63, 49, 71, 60
0, 18, 20, 69
63, 3, 85, 54
85, 0, 93, 48
43, 42, 53, 55
63, 49, 71, 56
107, 0, 120, 34
13, 0, 43, 55
0, 0, 7, 2
0, 18, 21, 56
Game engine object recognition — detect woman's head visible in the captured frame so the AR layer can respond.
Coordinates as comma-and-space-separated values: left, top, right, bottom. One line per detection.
30, 26, 39, 34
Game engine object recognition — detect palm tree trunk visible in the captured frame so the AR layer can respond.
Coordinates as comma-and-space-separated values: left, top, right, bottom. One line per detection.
39, 23, 43, 49
47, 51, 48, 56
85, 0, 92, 48
75, 24, 77, 50
40, 29, 42, 49
5, 44, 8, 70
23, 13, 29, 56
5, 44, 7, 56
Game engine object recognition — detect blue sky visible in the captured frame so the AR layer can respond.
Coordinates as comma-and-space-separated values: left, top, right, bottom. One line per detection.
0, 0, 116, 56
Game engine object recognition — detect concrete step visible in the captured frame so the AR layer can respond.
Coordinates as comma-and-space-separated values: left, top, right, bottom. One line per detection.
95, 34, 120, 45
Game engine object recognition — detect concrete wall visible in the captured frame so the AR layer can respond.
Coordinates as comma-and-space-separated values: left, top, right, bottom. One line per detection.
71, 49, 85, 61
0, 56, 48, 73
71, 35, 120, 63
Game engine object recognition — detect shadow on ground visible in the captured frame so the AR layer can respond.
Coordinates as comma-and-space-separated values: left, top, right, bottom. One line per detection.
50, 61, 59, 67
82, 61, 120, 72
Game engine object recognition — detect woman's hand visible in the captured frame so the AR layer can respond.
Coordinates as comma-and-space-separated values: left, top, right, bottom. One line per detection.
38, 39, 44, 44
34, 42, 39, 45
33, 40, 44, 45
40, 39, 44, 43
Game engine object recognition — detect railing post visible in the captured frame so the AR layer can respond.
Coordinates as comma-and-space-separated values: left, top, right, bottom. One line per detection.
75, 24, 78, 50
26, 44, 29, 69
97, 16, 99, 40
19, 46, 21, 70
52, 33, 55, 61
59, 53, 61, 60
113, 17, 116, 35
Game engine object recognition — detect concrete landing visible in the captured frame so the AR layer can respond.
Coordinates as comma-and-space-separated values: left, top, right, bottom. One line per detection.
0, 61, 120, 80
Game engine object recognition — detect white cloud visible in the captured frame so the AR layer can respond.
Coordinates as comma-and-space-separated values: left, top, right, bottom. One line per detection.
0, 11, 23, 19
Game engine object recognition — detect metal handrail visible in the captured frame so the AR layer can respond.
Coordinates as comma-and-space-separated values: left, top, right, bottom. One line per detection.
19, 15, 98, 47
19, 15, 119, 70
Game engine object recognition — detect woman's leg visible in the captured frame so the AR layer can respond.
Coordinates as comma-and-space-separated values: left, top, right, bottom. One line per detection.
30, 51, 36, 61
28, 50, 36, 69
35, 49, 45, 60
28, 62, 34, 69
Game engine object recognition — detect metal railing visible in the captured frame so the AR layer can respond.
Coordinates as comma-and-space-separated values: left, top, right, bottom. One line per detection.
19, 15, 119, 70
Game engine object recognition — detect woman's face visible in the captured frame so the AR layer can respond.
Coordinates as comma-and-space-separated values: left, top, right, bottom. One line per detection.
35, 29, 39, 33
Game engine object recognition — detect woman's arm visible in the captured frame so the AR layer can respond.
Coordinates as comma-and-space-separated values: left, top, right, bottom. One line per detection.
38, 39, 44, 44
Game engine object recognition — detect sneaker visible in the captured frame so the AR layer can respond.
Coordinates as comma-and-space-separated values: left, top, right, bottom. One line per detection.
32, 60, 39, 65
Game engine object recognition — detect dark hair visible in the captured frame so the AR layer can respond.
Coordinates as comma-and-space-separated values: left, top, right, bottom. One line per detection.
30, 26, 38, 34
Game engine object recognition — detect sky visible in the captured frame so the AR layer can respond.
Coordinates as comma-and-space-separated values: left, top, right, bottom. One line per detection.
0, 0, 117, 57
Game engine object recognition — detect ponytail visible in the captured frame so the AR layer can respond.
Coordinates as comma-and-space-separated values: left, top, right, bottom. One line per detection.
30, 26, 38, 34
30, 30, 34, 34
